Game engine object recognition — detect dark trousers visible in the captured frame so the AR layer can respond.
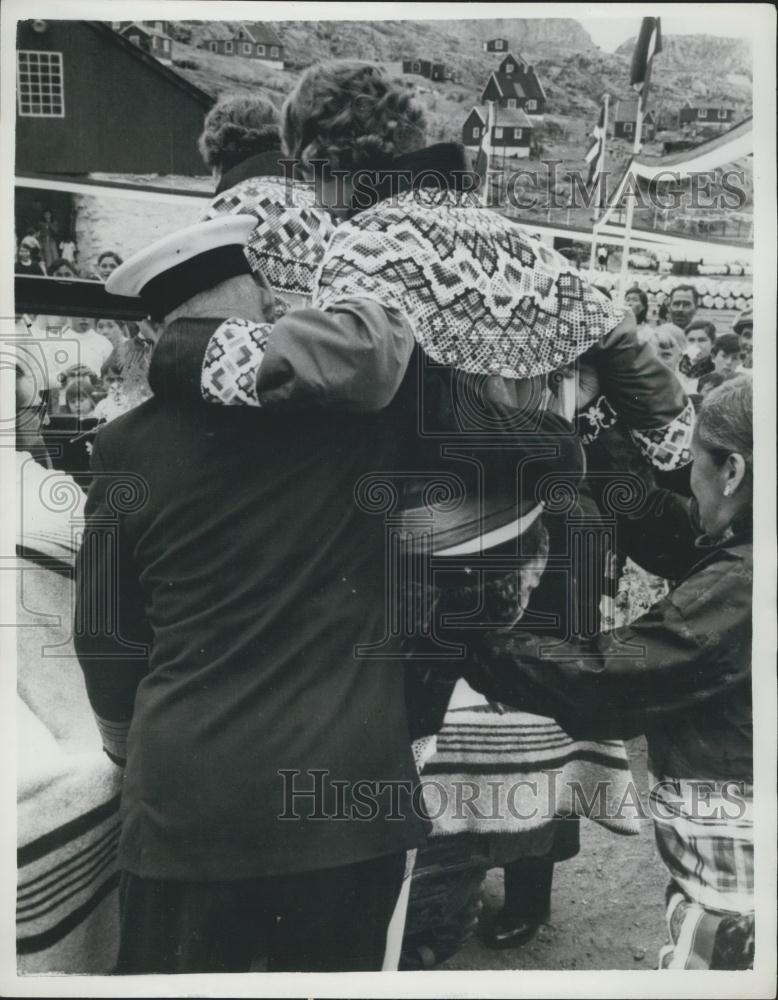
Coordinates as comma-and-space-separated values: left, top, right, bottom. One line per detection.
115, 851, 407, 974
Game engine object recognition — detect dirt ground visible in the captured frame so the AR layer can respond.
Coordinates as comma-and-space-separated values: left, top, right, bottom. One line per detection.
440, 737, 668, 971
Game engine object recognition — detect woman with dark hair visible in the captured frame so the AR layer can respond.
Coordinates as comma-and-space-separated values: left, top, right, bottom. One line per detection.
456, 376, 754, 970
625, 285, 651, 339
97, 251, 124, 282
198, 93, 284, 190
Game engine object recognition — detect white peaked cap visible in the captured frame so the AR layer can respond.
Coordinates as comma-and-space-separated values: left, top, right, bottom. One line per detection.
105, 215, 257, 318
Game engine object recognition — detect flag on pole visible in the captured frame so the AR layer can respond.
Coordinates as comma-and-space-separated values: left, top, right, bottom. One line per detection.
630, 17, 662, 97
585, 99, 606, 185
475, 101, 495, 202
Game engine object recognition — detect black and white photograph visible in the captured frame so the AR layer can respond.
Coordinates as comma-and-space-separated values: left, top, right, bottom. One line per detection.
1, 3, 775, 996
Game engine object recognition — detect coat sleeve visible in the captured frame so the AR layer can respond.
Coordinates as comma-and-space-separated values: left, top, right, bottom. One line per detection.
581, 312, 694, 472
461, 553, 751, 740
74, 432, 151, 765
149, 300, 415, 412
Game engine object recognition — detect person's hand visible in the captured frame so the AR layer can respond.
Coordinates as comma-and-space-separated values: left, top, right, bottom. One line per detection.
576, 362, 601, 409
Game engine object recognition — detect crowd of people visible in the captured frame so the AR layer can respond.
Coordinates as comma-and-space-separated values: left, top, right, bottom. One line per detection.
14, 61, 755, 976
622, 282, 753, 401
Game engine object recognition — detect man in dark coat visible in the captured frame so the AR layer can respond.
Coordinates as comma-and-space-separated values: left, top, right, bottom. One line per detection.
74, 215, 427, 973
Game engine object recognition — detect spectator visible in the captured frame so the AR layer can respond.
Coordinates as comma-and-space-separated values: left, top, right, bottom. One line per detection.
65, 377, 98, 416
57, 317, 114, 380
648, 323, 686, 374
712, 334, 742, 378
667, 284, 699, 330
58, 237, 78, 264
20, 234, 45, 272
16, 242, 45, 276
625, 286, 651, 340
198, 94, 283, 190
596, 245, 609, 270
36, 209, 61, 270
679, 319, 716, 390
96, 251, 124, 282
95, 317, 130, 352
49, 258, 80, 279
733, 308, 753, 370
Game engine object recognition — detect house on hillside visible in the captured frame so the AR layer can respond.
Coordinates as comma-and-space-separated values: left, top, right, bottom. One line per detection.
402, 58, 449, 82
462, 105, 533, 158
480, 52, 546, 116
112, 20, 172, 37
119, 22, 172, 63
200, 22, 284, 67
679, 101, 735, 127
483, 38, 509, 53
613, 100, 656, 141
16, 19, 213, 175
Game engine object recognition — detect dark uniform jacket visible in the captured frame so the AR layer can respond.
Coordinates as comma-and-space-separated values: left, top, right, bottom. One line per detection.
74, 318, 428, 881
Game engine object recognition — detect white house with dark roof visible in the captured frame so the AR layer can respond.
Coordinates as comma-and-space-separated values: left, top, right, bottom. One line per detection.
462, 105, 534, 157
480, 52, 546, 117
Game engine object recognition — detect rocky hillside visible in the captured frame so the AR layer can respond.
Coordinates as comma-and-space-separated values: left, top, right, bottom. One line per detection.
163, 19, 752, 228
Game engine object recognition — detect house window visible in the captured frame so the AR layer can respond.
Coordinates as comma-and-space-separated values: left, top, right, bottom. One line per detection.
412, 61, 420, 73
526, 99, 537, 111
257, 44, 265, 55
504, 61, 514, 74
698, 108, 707, 119
507, 98, 516, 108
515, 128, 523, 140
472, 126, 480, 139
496, 40, 504, 50
129, 34, 141, 46
225, 41, 233, 53
270, 46, 279, 57
162, 39, 170, 53
494, 127, 504, 139
209, 41, 217, 51
17, 51, 65, 117
154, 21, 163, 31
624, 122, 633, 134
718, 108, 728, 120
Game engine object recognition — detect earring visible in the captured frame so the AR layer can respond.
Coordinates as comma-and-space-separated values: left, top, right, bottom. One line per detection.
723, 485, 733, 497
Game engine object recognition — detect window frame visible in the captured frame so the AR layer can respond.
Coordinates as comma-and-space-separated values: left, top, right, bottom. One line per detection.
698, 108, 708, 119
494, 126, 504, 140
526, 99, 537, 111
624, 121, 634, 134
504, 61, 514, 74
270, 46, 279, 57
209, 41, 217, 51
257, 43, 266, 55
224, 40, 234, 53
718, 108, 728, 120
472, 125, 480, 140
17, 50, 65, 118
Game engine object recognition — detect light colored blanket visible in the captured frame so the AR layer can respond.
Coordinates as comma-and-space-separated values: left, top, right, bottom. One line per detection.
421, 682, 640, 840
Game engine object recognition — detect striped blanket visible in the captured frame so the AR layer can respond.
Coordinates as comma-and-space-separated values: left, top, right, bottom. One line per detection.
420, 682, 640, 840
15, 454, 123, 974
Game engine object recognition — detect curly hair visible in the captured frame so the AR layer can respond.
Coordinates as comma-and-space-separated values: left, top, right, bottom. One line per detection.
281, 61, 427, 174
198, 94, 281, 173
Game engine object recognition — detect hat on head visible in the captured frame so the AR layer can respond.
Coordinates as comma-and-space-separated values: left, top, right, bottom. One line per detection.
105, 215, 257, 320
395, 382, 586, 556
732, 308, 752, 335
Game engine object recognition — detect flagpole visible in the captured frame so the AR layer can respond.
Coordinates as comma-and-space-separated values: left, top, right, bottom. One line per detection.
616, 90, 643, 304
589, 93, 610, 271
481, 100, 495, 207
